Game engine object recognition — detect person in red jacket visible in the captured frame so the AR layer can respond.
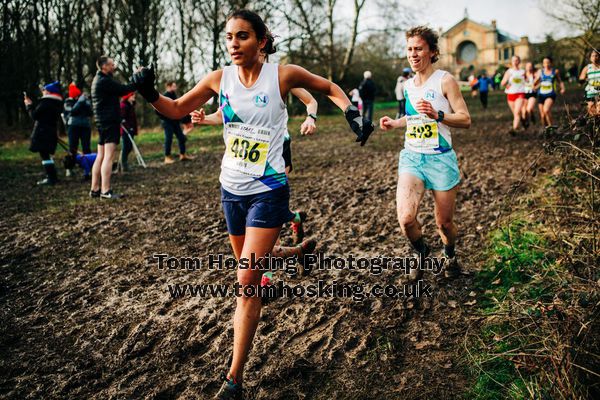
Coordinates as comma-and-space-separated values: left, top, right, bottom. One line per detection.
119, 92, 138, 171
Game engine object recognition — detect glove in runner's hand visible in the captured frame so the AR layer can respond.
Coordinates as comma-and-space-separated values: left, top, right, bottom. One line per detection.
344, 105, 375, 146
131, 66, 159, 103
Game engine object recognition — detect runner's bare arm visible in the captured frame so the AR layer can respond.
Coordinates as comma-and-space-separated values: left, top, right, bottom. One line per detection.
535, 71, 542, 89
379, 116, 407, 130
151, 70, 222, 120
280, 65, 351, 111
291, 88, 318, 115
291, 88, 318, 135
579, 65, 588, 83
501, 70, 510, 88
556, 69, 566, 94
191, 108, 223, 126
441, 74, 471, 129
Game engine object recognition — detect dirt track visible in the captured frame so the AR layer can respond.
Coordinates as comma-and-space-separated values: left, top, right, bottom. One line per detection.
0, 96, 576, 399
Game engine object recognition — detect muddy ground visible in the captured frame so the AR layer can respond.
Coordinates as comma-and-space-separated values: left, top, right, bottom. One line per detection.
0, 92, 583, 399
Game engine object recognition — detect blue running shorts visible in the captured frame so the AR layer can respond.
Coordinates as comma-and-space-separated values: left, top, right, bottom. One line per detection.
221, 185, 295, 236
398, 148, 461, 191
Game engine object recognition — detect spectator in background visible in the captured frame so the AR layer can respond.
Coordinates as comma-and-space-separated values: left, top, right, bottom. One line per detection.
395, 68, 410, 118
24, 81, 64, 185
478, 73, 493, 109
348, 87, 361, 109
157, 81, 194, 164
493, 71, 502, 90
90, 55, 137, 199
568, 65, 578, 83
358, 70, 376, 122
63, 83, 93, 176
119, 92, 137, 171
468, 73, 479, 97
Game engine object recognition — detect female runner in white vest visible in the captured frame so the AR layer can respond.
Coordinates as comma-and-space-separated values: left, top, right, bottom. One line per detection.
379, 26, 471, 281
501, 55, 527, 134
131, 9, 373, 400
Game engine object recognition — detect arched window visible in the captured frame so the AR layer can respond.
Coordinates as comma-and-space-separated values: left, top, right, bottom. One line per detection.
457, 41, 477, 63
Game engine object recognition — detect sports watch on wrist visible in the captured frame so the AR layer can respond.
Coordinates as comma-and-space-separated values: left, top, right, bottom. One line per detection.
436, 110, 445, 122
308, 113, 318, 121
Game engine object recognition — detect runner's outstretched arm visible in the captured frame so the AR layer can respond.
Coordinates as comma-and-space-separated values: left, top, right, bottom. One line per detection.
279, 64, 374, 145
132, 66, 221, 120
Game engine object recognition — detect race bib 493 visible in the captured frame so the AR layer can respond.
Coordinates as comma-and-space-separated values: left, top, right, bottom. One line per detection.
405, 115, 439, 151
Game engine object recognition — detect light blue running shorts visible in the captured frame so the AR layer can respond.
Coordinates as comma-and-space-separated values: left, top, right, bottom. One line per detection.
398, 148, 461, 191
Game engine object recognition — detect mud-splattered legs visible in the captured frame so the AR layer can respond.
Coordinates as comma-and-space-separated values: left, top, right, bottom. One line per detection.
396, 173, 426, 242
227, 226, 281, 384
432, 186, 459, 247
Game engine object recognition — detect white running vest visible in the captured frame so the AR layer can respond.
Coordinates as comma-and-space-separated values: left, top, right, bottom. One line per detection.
403, 69, 453, 154
219, 63, 288, 195
505, 68, 526, 94
524, 73, 535, 94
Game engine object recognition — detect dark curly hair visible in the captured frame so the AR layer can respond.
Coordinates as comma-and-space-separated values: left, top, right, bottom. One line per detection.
406, 26, 439, 63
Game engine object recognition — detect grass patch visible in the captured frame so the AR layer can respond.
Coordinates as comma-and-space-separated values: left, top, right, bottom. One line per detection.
465, 116, 600, 399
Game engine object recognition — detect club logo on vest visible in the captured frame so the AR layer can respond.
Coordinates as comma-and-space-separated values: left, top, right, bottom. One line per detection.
254, 92, 269, 108
424, 89, 435, 101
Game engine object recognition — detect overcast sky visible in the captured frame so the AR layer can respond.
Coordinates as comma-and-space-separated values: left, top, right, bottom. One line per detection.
411, 0, 562, 42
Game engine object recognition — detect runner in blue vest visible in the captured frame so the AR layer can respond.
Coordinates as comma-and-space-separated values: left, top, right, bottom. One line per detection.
131, 9, 373, 400
536, 56, 565, 130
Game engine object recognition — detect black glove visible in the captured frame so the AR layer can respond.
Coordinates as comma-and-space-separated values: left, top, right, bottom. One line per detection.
344, 105, 375, 146
131, 66, 159, 103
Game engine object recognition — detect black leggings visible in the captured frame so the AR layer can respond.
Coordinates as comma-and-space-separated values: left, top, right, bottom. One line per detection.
480, 91, 488, 109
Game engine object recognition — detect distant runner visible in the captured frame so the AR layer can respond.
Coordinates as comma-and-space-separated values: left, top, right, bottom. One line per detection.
579, 49, 600, 117
501, 55, 526, 135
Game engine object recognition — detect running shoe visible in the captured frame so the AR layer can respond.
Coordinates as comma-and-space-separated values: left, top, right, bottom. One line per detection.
215, 374, 243, 400
164, 155, 175, 165
291, 211, 307, 245
260, 271, 279, 305
409, 243, 430, 282
179, 153, 195, 161
442, 251, 461, 279
89, 189, 101, 198
523, 117, 530, 129
298, 238, 317, 276
508, 129, 517, 137
100, 190, 123, 200
36, 178, 56, 186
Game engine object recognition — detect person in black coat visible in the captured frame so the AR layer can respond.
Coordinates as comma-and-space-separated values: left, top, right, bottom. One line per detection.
90, 56, 136, 199
358, 70, 376, 122
24, 81, 64, 185
156, 81, 194, 164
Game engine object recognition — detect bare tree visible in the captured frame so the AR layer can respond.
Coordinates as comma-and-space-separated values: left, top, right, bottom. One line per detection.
544, 0, 600, 66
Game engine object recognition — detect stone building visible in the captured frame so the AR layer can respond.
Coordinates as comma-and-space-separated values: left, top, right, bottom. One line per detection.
438, 12, 534, 77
